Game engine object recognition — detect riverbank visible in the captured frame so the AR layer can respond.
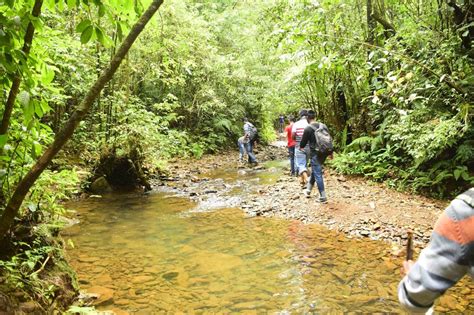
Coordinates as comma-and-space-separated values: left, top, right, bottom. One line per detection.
158, 143, 448, 249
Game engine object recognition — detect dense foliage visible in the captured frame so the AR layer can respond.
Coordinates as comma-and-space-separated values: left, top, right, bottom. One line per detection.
0, 0, 472, 310
263, 0, 473, 197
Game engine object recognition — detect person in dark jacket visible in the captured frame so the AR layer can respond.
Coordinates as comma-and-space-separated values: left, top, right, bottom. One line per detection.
299, 110, 329, 203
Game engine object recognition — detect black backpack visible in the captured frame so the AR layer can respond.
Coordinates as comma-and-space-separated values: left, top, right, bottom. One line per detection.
310, 123, 333, 157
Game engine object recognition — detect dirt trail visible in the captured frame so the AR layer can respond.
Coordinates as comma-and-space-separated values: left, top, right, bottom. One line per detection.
157, 143, 448, 249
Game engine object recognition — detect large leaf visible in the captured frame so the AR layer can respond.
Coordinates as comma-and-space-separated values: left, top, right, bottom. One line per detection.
76, 19, 91, 33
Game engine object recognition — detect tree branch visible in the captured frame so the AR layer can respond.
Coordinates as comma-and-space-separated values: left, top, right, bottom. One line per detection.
371, 11, 396, 36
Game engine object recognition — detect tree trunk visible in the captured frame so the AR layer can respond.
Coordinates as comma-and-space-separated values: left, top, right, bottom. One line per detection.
366, 0, 376, 46
0, 0, 165, 241
0, 0, 43, 136
447, 0, 474, 51
366, 0, 376, 85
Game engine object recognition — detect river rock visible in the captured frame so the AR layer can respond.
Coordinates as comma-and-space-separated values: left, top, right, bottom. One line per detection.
162, 271, 179, 281
95, 273, 113, 284
131, 275, 154, 284
90, 176, 112, 194
143, 266, 161, 274
107, 308, 130, 315
77, 254, 99, 263
86, 286, 114, 306
19, 301, 38, 313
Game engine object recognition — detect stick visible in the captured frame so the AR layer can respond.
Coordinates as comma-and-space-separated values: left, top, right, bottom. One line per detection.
406, 230, 413, 261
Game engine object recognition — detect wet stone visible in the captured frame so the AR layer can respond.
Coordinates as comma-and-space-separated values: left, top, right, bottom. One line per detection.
87, 286, 114, 306
162, 271, 179, 281
131, 275, 154, 284
19, 302, 38, 313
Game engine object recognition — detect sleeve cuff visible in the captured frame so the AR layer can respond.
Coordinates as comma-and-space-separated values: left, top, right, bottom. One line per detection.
398, 278, 434, 314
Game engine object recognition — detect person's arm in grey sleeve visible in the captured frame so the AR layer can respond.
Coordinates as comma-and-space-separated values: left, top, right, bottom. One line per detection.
398, 198, 472, 313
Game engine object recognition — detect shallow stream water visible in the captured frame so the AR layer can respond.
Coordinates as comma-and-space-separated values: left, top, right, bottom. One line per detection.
64, 162, 472, 313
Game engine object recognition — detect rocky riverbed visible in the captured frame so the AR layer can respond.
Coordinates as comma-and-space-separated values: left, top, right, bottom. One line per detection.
155, 143, 448, 251
67, 143, 472, 314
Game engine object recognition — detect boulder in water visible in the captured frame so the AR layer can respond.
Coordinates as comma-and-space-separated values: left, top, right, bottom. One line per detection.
90, 176, 112, 194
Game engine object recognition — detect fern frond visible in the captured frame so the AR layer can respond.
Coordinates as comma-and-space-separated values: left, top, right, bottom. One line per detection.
346, 136, 376, 151
212, 118, 232, 132
455, 141, 474, 163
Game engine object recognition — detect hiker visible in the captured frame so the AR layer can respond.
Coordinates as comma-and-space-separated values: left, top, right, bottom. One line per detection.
291, 109, 309, 187
243, 117, 258, 164
299, 110, 331, 202
284, 115, 296, 176
237, 136, 247, 163
398, 188, 474, 314
278, 114, 285, 133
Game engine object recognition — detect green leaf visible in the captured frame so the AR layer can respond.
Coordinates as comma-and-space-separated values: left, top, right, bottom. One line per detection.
95, 26, 105, 44
30, 17, 44, 32
67, 0, 77, 8
41, 66, 55, 85
27, 261, 35, 270
0, 134, 7, 149
34, 100, 46, 117
18, 91, 30, 107
40, 101, 52, 115
32, 141, 42, 158
80, 25, 94, 44
123, 0, 134, 14
57, 0, 65, 11
76, 19, 91, 33
116, 22, 123, 41
45, 0, 56, 11
454, 168, 462, 180
98, 4, 106, 17
23, 97, 34, 122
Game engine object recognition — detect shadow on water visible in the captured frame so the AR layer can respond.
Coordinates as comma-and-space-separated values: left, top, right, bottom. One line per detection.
65, 191, 407, 313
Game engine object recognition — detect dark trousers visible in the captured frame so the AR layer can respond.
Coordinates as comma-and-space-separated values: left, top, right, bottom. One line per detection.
288, 146, 296, 175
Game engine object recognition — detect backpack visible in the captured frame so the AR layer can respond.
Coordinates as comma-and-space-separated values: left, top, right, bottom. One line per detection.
310, 123, 333, 157
247, 123, 258, 141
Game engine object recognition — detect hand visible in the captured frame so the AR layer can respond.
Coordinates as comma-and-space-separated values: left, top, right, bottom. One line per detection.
401, 260, 414, 276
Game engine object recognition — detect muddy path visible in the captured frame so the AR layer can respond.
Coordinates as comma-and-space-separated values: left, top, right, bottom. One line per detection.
154, 143, 448, 251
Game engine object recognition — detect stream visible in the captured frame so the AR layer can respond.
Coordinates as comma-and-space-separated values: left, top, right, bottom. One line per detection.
63, 162, 471, 313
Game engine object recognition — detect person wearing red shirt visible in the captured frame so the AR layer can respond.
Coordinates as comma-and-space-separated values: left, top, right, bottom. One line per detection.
285, 115, 296, 176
